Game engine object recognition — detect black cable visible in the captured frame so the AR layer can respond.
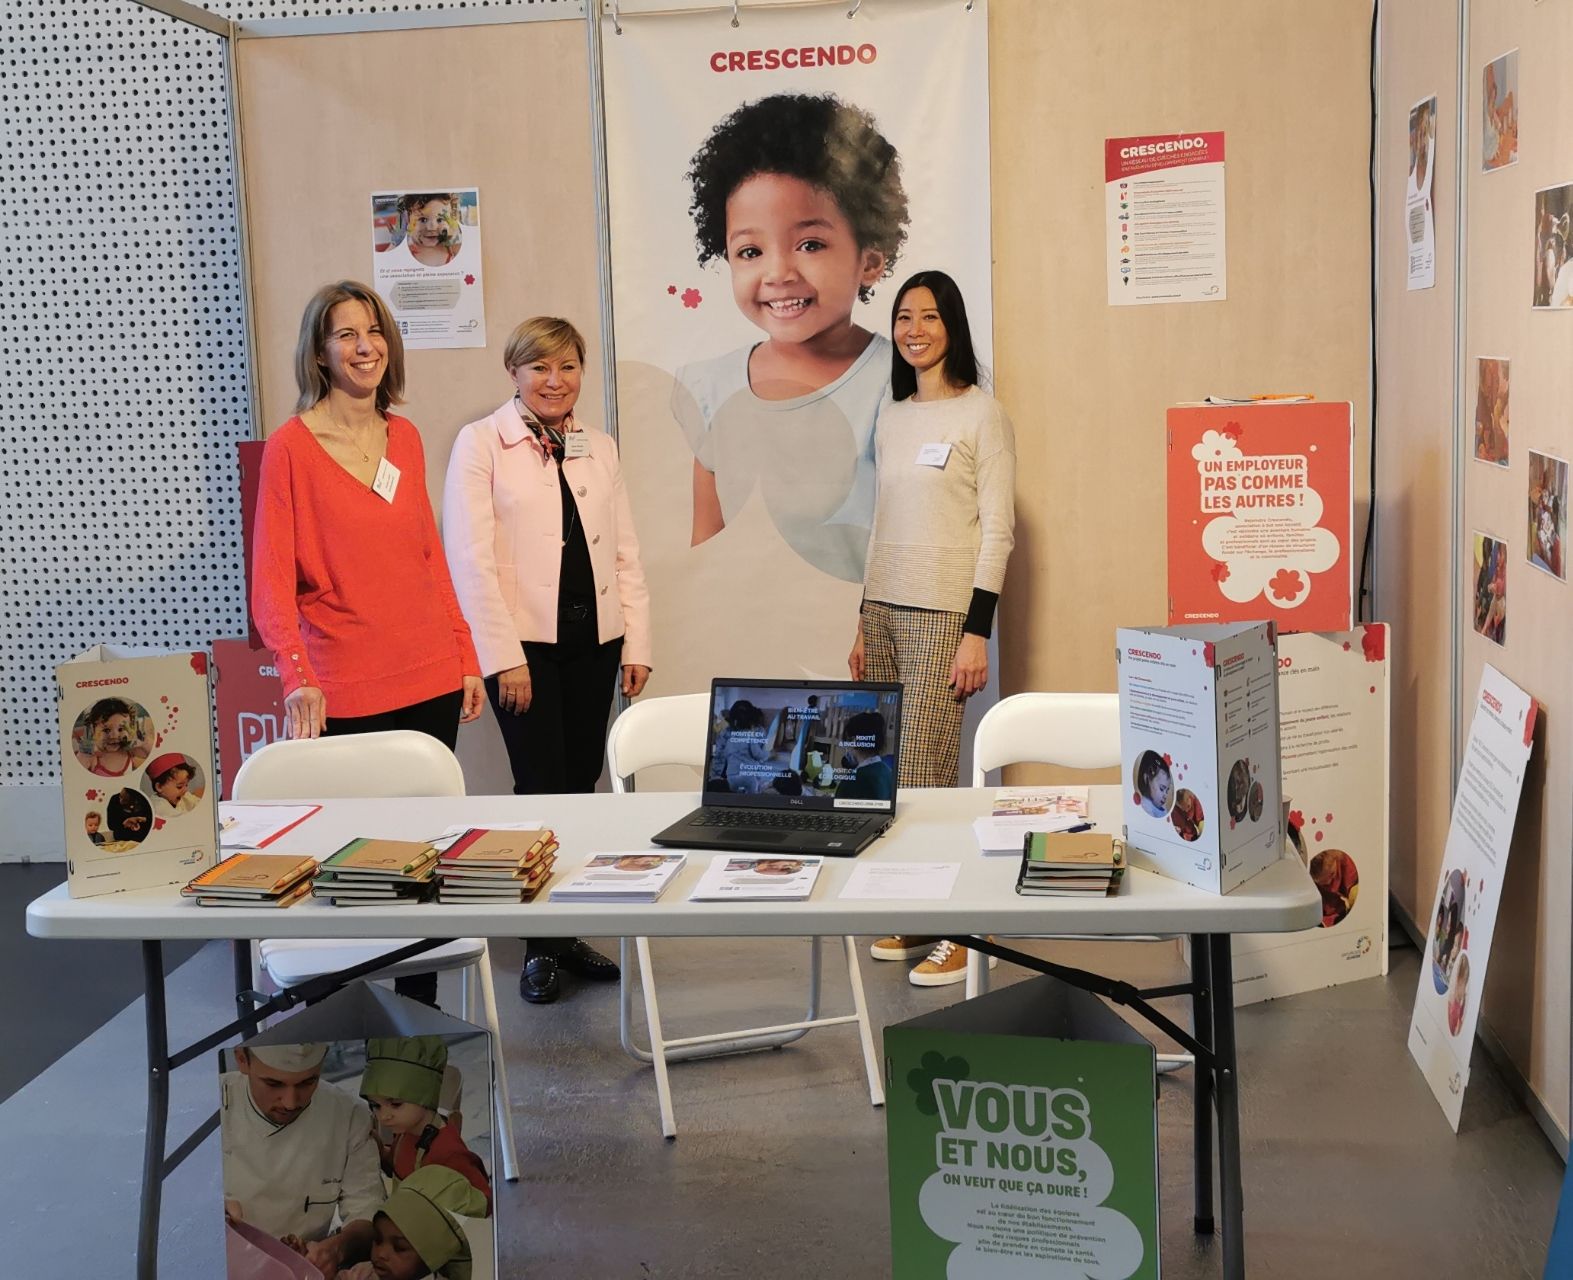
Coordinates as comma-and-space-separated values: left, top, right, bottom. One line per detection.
1359, 0, 1379, 622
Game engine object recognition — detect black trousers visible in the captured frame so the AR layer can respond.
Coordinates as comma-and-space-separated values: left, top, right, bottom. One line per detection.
486, 615, 623, 796
321, 687, 463, 1005
322, 688, 463, 752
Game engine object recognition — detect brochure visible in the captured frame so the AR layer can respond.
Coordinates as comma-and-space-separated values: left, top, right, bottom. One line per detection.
549, 853, 688, 903
973, 813, 1088, 856
689, 855, 825, 901
992, 787, 1088, 817
218, 803, 322, 849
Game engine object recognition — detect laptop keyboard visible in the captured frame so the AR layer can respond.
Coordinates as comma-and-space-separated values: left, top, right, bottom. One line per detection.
690, 809, 870, 834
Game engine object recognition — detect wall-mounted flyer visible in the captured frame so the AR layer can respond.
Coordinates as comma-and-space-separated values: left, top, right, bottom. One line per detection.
1406, 95, 1437, 290
1408, 665, 1536, 1132
1231, 625, 1391, 1006
1167, 401, 1354, 633
370, 187, 486, 349
1105, 130, 1226, 305
57, 645, 218, 898
1117, 622, 1283, 894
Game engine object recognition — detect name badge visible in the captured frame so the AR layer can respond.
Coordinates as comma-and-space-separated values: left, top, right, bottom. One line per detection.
563, 432, 591, 460
371, 456, 401, 502
915, 442, 952, 468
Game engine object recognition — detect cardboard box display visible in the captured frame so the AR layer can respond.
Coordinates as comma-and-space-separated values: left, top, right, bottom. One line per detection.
57, 644, 218, 898
1117, 622, 1283, 894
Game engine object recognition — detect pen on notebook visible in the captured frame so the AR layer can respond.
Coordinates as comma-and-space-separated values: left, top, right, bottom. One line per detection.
1063, 822, 1095, 834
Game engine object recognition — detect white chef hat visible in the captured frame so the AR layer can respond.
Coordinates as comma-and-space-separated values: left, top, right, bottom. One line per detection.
245, 1041, 329, 1072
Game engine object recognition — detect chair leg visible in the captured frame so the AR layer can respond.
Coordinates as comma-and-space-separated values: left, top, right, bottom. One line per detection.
635, 937, 676, 1139
473, 944, 519, 1182
842, 937, 884, 1107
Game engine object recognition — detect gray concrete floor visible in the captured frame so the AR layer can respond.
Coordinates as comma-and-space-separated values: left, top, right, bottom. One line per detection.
0, 925, 1563, 1277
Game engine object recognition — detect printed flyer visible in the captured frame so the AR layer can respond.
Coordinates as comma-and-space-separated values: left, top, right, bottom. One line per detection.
57, 645, 218, 898
1407, 665, 1536, 1131
1407, 95, 1437, 290
1167, 401, 1354, 632
1105, 130, 1226, 305
885, 977, 1157, 1279
1231, 625, 1391, 1006
370, 187, 485, 349
1116, 622, 1282, 895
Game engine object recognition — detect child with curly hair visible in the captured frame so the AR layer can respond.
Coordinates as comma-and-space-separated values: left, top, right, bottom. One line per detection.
674, 93, 909, 583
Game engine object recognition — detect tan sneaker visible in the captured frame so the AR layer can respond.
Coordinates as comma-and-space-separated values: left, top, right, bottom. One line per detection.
870, 934, 939, 961
909, 939, 998, 988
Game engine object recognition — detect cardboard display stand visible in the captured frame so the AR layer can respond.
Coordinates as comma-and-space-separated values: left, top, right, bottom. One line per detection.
885, 976, 1159, 1280
1231, 625, 1391, 1005
212, 638, 287, 800
1117, 622, 1283, 894
223, 982, 498, 1279
1407, 664, 1537, 1132
56, 645, 218, 898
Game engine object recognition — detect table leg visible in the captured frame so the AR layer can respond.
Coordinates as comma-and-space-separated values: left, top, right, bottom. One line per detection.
1208, 934, 1244, 1280
138, 940, 169, 1280
1189, 933, 1215, 1234
232, 939, 258, 1040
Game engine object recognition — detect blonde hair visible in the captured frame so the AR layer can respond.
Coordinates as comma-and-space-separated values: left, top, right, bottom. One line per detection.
293, 281, 406, 415
502, 316, 586, 373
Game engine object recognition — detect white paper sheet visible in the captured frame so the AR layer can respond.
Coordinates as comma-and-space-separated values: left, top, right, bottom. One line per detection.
839, 862, 961, 901
218, 803, 322, 849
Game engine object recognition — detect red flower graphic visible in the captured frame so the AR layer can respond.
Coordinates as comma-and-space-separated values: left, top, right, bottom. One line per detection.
1268, 568, 1304, 602
1210, 560, 1230, 583
681, 288, 702, 309
667, 285, 678, 295
189, 653, 208, 676
1162, 753, 1173, 765
1202, 642, 1216, 667
1287, 809, 1304, 833
1360, 624, 1386, 663
464, 274, 475, 286
1222, 420, 1245, 441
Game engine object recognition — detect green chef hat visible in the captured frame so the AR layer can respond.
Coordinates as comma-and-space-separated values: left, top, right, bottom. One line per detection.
360, 1035, 449, 1109
380, 1165, 475, 1280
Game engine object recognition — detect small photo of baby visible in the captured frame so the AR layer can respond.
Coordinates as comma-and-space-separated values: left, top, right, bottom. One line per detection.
140, 752, 207, 816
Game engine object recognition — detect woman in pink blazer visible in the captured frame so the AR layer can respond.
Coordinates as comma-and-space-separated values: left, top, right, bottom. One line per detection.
443, 316, 652, 1002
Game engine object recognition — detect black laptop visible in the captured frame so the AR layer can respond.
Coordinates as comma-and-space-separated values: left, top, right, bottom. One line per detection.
651, 678, 903, 856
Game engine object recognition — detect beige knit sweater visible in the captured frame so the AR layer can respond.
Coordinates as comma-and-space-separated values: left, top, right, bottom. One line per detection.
863, 385, 1016, 613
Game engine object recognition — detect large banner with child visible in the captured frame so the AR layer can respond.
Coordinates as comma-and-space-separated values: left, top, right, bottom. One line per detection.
603, 0, 993, 695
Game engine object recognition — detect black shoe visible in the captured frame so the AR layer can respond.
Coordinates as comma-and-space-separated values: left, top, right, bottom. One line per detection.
519, 953, 561, 1004
555, 938, 620, 981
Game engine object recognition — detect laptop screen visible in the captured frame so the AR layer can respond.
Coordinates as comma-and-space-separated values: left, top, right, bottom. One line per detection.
702, 679, 903, 813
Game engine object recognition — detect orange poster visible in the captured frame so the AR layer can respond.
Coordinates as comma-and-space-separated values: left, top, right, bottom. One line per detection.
1166, 401, 1354, 632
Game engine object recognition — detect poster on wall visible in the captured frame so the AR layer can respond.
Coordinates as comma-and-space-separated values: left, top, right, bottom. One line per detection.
885, 976, 1158, 1279
601, 0, 992, 696
1104, 131, 1226, 305
1166, 400, 1354, 632
1470, 531, 1507, 645
1527, 450, 1567, 580
1407, 665, 1536, 1131
1532, 182, 1573, 308
1482, 49, 1518, 172
1407, 95, 1437, 290
56, 646, 218, 898
370, 188, 485, 349
1473, 357, 1509, 466
1231, 625, 1390, 1007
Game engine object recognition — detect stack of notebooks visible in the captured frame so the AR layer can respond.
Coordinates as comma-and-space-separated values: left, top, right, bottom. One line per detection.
312, 838, 439, 907
182, 852, 318, 908
436, 828, 558, 903
549, 852, 687, 903
1015, 831, 1127, 898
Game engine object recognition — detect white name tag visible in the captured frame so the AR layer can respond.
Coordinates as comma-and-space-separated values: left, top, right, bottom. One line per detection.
371, 456, 401, 502
915, 442, 952, 468
563, 432, 591, 460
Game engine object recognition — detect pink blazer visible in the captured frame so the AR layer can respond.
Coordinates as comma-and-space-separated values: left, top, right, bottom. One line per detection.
442, 399, 652, 677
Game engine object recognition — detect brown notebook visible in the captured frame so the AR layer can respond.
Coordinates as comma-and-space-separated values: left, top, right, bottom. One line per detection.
182, 852, 319, 898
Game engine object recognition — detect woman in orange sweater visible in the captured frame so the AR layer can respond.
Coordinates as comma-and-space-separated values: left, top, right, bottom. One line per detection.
252, 280, 484, 749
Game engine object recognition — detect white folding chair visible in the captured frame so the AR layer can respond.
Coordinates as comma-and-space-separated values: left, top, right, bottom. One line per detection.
969, 693, 1192, 1073
607, 694, 884, 1139
231, 729, 519, 1180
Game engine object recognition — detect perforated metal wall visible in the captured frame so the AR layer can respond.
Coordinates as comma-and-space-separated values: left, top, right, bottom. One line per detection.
2, 0, 577, 793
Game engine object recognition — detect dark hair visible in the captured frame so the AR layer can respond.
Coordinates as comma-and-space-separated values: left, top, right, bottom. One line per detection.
725, 700, 764, 731
686, 93, 908, 303
152, 761, 194, 788
87, 697, 135, 727
890, 270, 980, 401
844, 710, 886, 753
1136, 750, 1170, 797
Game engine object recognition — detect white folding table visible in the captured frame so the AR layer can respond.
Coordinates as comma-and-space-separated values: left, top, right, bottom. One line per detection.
27, 785, 1319, 1280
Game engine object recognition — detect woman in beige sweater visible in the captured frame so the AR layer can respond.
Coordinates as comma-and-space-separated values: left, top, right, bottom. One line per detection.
849, 269, 1017, 986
